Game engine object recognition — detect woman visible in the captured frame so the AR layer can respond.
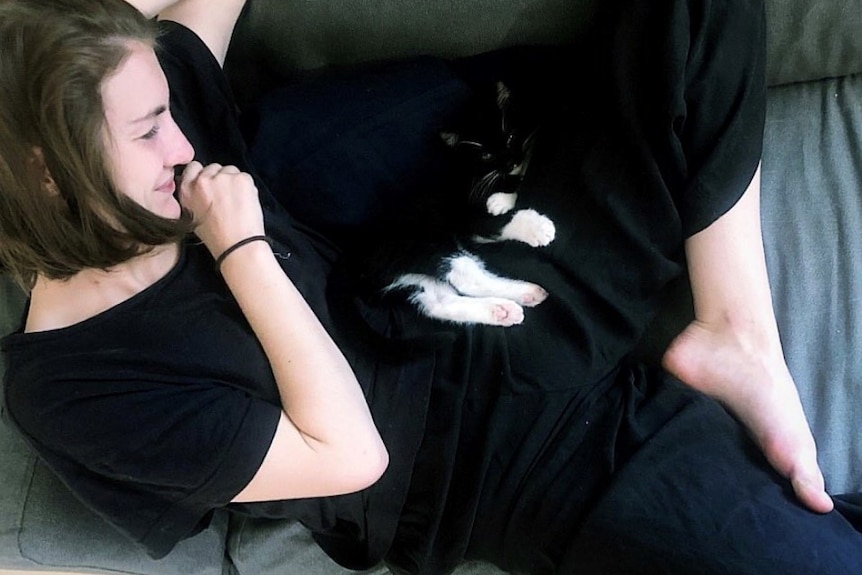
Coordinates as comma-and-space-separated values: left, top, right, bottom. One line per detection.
1, 0, 858, 573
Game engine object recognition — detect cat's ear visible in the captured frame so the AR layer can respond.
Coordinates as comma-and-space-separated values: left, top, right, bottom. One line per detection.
495, 82, 511, 111
440, 131, 460, 148
521, 129, 539, 153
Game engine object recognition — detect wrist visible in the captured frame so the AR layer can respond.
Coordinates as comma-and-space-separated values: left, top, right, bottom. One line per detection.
214, 235, 271, 271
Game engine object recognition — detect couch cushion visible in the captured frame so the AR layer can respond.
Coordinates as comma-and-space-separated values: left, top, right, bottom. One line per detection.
765, 0, 862, 86
227, 515, 508, 575
0, 276, 229, 575
225, 0, 601, 107
761, 72, 862, 494
226, 0, 862, 102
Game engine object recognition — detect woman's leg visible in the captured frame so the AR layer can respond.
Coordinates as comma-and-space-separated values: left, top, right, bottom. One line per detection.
559, 372, 862, 575
663, 165, 833, 513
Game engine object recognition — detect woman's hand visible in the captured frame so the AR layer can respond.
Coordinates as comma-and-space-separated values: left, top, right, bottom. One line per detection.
178, 161, 264, 258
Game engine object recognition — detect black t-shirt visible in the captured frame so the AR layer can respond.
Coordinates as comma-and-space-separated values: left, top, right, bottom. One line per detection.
2, 22, 433, 562
3, 1, 766, 569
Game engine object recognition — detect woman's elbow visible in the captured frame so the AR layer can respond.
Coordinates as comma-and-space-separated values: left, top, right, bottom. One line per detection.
350, 436, 390, 491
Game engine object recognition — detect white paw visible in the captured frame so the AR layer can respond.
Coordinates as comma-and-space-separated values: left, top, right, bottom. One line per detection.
486, 192, 518, 216
444, 254, 548, 310
397, 273, 526, 326
515, 283, 548, 307
485, 299, 525, 326
499, 209, 556, 247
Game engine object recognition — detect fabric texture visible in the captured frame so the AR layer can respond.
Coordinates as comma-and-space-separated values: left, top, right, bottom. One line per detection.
2, 241, 283, 559
225, 0, 602, 107
225, 0, 862, 106
762, 72, 862, 495
0, 278, 226, 575
241, 56, 473, 238
765, 0, 862, 85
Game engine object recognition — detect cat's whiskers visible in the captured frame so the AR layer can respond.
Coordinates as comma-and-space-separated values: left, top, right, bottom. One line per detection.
471, 170, 503, 202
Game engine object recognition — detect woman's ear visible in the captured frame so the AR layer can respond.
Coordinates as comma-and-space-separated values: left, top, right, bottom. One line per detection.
31, 146, 60, 196
42, 171, 60, 196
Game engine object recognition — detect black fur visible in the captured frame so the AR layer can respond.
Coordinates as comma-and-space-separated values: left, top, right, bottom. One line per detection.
346, 80, 554, 325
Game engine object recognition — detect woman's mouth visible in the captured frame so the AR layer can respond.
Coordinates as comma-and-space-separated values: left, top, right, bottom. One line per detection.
156, 177, 176, 194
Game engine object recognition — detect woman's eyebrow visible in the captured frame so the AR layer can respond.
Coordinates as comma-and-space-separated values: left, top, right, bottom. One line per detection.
131, 104, 167, 124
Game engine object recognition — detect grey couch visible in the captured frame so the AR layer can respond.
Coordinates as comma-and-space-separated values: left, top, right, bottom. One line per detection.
2, 0, 861, 573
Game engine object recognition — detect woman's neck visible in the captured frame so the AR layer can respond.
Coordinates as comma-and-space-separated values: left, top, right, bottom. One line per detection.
25, 243, 181, 333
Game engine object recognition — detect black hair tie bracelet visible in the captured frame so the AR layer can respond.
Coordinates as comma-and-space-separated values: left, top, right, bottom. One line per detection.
214, 235, 271, 271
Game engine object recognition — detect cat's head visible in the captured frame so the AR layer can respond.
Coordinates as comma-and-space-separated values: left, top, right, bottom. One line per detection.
441, 82, 538, 201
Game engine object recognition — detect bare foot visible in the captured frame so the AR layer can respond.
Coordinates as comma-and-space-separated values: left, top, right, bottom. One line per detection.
662, 320, 834, 514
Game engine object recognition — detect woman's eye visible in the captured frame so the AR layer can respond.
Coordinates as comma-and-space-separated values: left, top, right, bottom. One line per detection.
140, 125, 160, 140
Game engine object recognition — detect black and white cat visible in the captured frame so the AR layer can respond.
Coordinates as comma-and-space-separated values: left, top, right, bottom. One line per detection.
361, 81, 555, 326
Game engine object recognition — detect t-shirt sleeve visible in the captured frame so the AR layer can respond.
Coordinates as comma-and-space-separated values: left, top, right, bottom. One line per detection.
675, 0, 767, 236
5, 370, 280, 558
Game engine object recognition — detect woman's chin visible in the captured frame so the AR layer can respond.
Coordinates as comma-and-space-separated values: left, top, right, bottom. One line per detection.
158, 198, 183, 220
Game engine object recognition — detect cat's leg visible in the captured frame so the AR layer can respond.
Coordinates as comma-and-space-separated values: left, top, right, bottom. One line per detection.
497, 208, 556, 247
444, 253, 548, 307
387, 273, 526, 326
486, 192, 518, 215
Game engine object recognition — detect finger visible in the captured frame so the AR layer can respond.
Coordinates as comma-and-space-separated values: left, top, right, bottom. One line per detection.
181, 160, 204, 184
220, 165, 241, 175
199, 163, 224, 178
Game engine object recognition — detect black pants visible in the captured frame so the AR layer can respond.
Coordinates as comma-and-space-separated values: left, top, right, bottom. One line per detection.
385, 0, 862, 573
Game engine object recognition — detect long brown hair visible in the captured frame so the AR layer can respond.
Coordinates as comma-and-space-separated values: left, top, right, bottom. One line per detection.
0, 0, 194, 290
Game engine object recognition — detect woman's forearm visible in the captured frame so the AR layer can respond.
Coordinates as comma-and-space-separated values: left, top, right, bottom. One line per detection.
218, 242, 385, 466
683, 165, 781, 353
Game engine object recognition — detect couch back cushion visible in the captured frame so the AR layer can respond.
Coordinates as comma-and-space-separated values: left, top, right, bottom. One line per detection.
227, 0, 862, 100
226, 0, 601, 105
766, 0, 862, 86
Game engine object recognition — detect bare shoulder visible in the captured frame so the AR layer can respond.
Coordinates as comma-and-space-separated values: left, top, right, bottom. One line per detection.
157, 0, 247, 67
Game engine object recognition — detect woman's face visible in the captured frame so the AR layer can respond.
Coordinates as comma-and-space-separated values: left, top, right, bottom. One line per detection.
101, 41, 194, 219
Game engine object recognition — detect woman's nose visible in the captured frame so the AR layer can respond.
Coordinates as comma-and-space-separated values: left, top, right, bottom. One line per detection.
165, 114, 195, 167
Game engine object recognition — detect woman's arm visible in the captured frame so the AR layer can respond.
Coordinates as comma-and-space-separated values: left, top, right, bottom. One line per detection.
125, 0, 246, 66
223, 242, 389, 501
179, 162, 388, 501
663, 164, 834, 513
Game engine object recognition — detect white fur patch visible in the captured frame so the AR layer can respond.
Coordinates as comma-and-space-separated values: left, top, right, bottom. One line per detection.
486, 192, 518, 215
499, 209, 556, 247
387, 274, 525, 326
385, 252, 548, 326
445, 253, 547, 306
